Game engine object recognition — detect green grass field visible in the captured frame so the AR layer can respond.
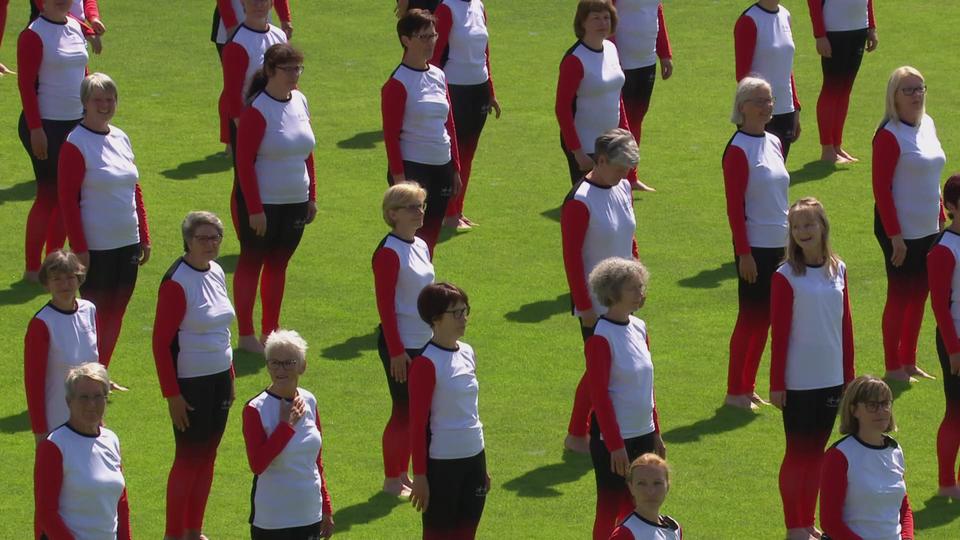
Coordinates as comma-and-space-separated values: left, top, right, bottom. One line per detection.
2, 0, 960, 537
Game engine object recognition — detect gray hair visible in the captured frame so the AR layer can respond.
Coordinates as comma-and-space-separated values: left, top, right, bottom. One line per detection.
594, 128, 639, 169
181, 211, 225, 252
81, 72, 118, 105
589, 257, 650, 308
65, 362, 110, 401
883, 66, 925, 127
731, 75, 771, 125
265, 329, 308, 368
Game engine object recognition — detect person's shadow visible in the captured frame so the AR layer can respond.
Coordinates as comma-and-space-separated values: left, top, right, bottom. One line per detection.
660, 406, 758, 444
321, 328, 378, 361
160, 153, 231, 180
677, 262, 736, 289
789, 160, 848, 185
0, 279, 45, 306
912, 495, 960, 530
501, 451, 591, 498
504, 293, 569, 323
330, 491, 405, 533
337, 130, 383, 150
0, 180, 36, 205
0, 410, 30, 434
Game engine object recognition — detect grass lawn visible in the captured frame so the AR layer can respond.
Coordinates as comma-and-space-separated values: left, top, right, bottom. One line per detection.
2, 0, 960, 537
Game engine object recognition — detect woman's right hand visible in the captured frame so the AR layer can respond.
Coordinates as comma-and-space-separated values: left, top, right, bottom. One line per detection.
580, 309, 598, 329
249, 213, 267, 237
573, 149, 595, 172
890, 235, 907, 267
738, 253, 758, 283
411, 474, 429, 512
815, 36, 832, 58
610, 448, 630, 478
30, 128, 48, 160
167, 395, 194, 432
390, 352, 411, 383
391, 173, 407, 186
769, 391, 786, 410
281, 396, 306, 426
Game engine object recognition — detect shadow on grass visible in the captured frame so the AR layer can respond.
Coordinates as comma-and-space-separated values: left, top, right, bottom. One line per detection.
0, 279, 45, 305
913, 495, 960, 530
217, 253, 239, 275
0, 410, 30, 433
502, 451, 591, 497
333, 491, 405, 533
504, 293, 569, 323
540, 206, 561, 223
888, 378, 915, 400
233, 348, 266, 377
160, 153, 231, 180
661, 406, 758, 444
789, 160, 845, 185
0, 180, 35, 204
321, 328, 378, 361
337, 130, 383, 150
677, 262, 736, 289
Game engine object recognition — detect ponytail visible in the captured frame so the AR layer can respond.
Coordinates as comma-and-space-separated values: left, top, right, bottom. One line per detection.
246, 68, 268, 104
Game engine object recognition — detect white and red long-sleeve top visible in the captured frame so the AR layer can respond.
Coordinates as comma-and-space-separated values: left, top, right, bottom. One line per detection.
610, 512, 682, 540
236, 89, 316, 214
807, 0, 876, 37
153, 259, 235, 397
58, 124, 149, 253
555, 39, 629, 153
586, 316, 659, 452
372, 233, 434, 357
431, 0, 495, 96
409, 341, 484, 475
214, 0, 290, 44
25, 299, 99, 435
33, 0, 99, 36
734, 3, 800, 116
381, 63, 461, 175
770, 262, 854, 392
243, 388, 332, 530
17, 15, 88, 129
562, 179, 638, 316
612, 0, 672, 70
723, 130, 789, 254
35, 424, 131, 540
927, 229, 960, 355
218, 22, 286, 142
820, 435, 914, 540
872, 115, 946, 240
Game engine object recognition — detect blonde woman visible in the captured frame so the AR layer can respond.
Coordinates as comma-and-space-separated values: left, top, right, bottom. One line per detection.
610, 453, 681, 540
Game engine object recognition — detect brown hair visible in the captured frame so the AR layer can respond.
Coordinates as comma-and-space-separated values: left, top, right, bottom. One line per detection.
246, 43, 305, 103
574, 0, 617, 40
839, 376, 897, 435
39, 250, 86, 287
396, 8, 436, 47
417, 282, 469, 325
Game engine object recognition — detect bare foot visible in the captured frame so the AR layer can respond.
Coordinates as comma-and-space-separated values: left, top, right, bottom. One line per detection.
904, 365, 936, 380
0, 63, 15, 76
442, 215, 461, 228
724, 394, 759, 411
819, 146, 840, 163
224, 143, 232, 159
239, 334, 265, 355
806, 525, 823, 539
836, 147, 859, 162
460, 215, 478, 227
23, 270, 40, 283
937, 485, 960, 499
564, 434, 590, 454
400, 473, 414, 489
631, 180, 657, 192
383, 477, 413, 497
749, 392, 771, 406
786, 528, 814, 540
183, 531, 207, 540
456, 218, 472, 230
884, 369, 916, 383
110, 381, 130, 392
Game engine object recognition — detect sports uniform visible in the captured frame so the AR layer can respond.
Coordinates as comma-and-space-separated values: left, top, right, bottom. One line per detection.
31, 0, 100, 36
218, 22, 287, 145
610, 513, 682, 540
210, 0, 290, 55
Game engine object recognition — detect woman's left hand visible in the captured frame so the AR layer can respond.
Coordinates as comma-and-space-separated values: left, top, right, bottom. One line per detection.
319, 514, 335, 538
792, 111, 801, 142
452, 172, 463, 197
411, 474, 429, 512
653, 433, 666, 459
950, 352, 960, 376
89, 18, 106, 35
484, 473, 492, 494
306, 201, 318, 224
282, 21, 294, 40
139, 244, 151, 266
660, 58, 673, 80
487, 97, 502, 119
866, 29, 878, 52
610, 448, 630, 477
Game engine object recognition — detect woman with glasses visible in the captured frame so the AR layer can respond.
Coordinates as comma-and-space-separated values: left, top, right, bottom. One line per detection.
153, 211, 237, 540
373, 183, 435, 496
243, 329, 335, 539
819, 376, 914, 539
234, 42, 316, 354
35, 363, 131, 540
723, 76, 789, 411
409, 283, 489, 539
382, 8, 461, 255
872, 66, 944, 383
733, 0, 801, 160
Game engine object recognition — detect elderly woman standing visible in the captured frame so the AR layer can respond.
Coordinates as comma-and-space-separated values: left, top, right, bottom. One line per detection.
153, 211, 236, 540
723, 76, 789, 411
373, 183, 435, 496
35, 362, 131, 539
243, 329, 334, 539
59, 72, 150, 370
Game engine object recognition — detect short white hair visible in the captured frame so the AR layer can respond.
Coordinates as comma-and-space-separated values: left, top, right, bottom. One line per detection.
731, 75, 771, 125
81, 72, 118, 105
65, 362, 110, 401
264, 329, 308, 367
594, 128, 639, 169
589, 257, 650, 308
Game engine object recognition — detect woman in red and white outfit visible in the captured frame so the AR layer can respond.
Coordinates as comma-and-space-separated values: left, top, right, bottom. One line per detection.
243, 329, 334, 539
153, 211, 236, 540
610, 453, 682, 540
872, 66, 944, 383
31, 0, 106, 54
59, 73, 150, 371
382, 9, 461, 254
612, 0, 671, 190
431, 0, 500, 230
770, 198, 854, 540
234, 42, 317, 354
734, 0, 801, 160
925, 173, 960, 501
35, 362, 131, 540
561, 128, 639, 454
212, 0, 291, 56
373, 183, 434, 496
25, 250, 100, 444
16, 0, 88, 282
819, 376, 914, 540
556, 0, 635, 186
808, 0, 877, 163
722, 76, 789, 411
409, 283, 489, 539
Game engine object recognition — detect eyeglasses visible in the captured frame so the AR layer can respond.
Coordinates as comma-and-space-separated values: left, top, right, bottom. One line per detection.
900, 85, 927, 96
861, 400, 893, 413
394, 203, 427, 213
268, 359, 299, 370
193, 234, 223, 243
445, 306, 470, 320
277, 65, 305, 75
747, 97, 775, 106
414, 32, 439, 41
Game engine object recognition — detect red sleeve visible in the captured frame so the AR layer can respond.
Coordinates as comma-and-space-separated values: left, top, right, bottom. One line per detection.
430, 3, 452, 68
618, 97, 630, 134
217, 0, 238, 29
35, 440, 75, 540
928, 245, 960, 353
274, 0, 291, 23
82, 0, 100, 22
769, 271, 793, 392
135, 183, 150, 245
841, 270, 855, 384
220, 43, 250, 123
656, 3, 672, 59
152, 279, 186, 398
872, 129, 902, 237
733, 15, 757, 81
586, 335, 623, 451
25, 317, 51, 434
17, 29, 44, 130
609, 525, 636, 540
819, 448, 863, 540
236, 106, 267, 214
561, 199, 593, 312
408, 356, 436, 475
305, 153, 316, 202
373, 248, 405, 357
899, 494, 914, 539
790, 72, 801, 111
555, 54, 584, 152
314, 406, 333, 516
483, 9, 495, 97
0, 0, 8, 47
722, 145, 751, 254
867, 0, 876, 29
807, 0, 827, 38
647, 332, 660, 433
241, 404, 296, 475
58, 142, 88, 253
116, 486, 131, 540
445, 84, 460, 172
381, 78, 407, 177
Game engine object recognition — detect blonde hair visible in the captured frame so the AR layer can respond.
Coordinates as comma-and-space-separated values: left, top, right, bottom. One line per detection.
39, 250, 86, 287
81, 72, 118, 106
382, 182, 427, 227
264, 329, 308, 369
64, 362, 110, 401
731, 76, 771, 125
589, 257, 649, 308
839, 376, 897, 435
628, 452, 670, 483
784, 198, 841, 278
883, 66, 925, 127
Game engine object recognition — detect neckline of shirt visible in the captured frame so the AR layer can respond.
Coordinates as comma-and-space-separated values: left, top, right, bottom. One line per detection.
736, 129, 767, 139
577, 39, 605, 54
851, 434, 896, 450
46, 300, 80, 315
79, 123, 111, 136
400, 62, 430, 73
428, 340, 460, 353
387, 232, 416, 245
240, 23, 271, 35
631, 512, 678, 530
599, 315, 630, 326
753, 3, 780, 15
39, 15, 69, 26
180, 257, 212, 273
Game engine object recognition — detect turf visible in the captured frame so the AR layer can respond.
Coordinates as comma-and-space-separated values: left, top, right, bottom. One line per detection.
1, 0, 960, 537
